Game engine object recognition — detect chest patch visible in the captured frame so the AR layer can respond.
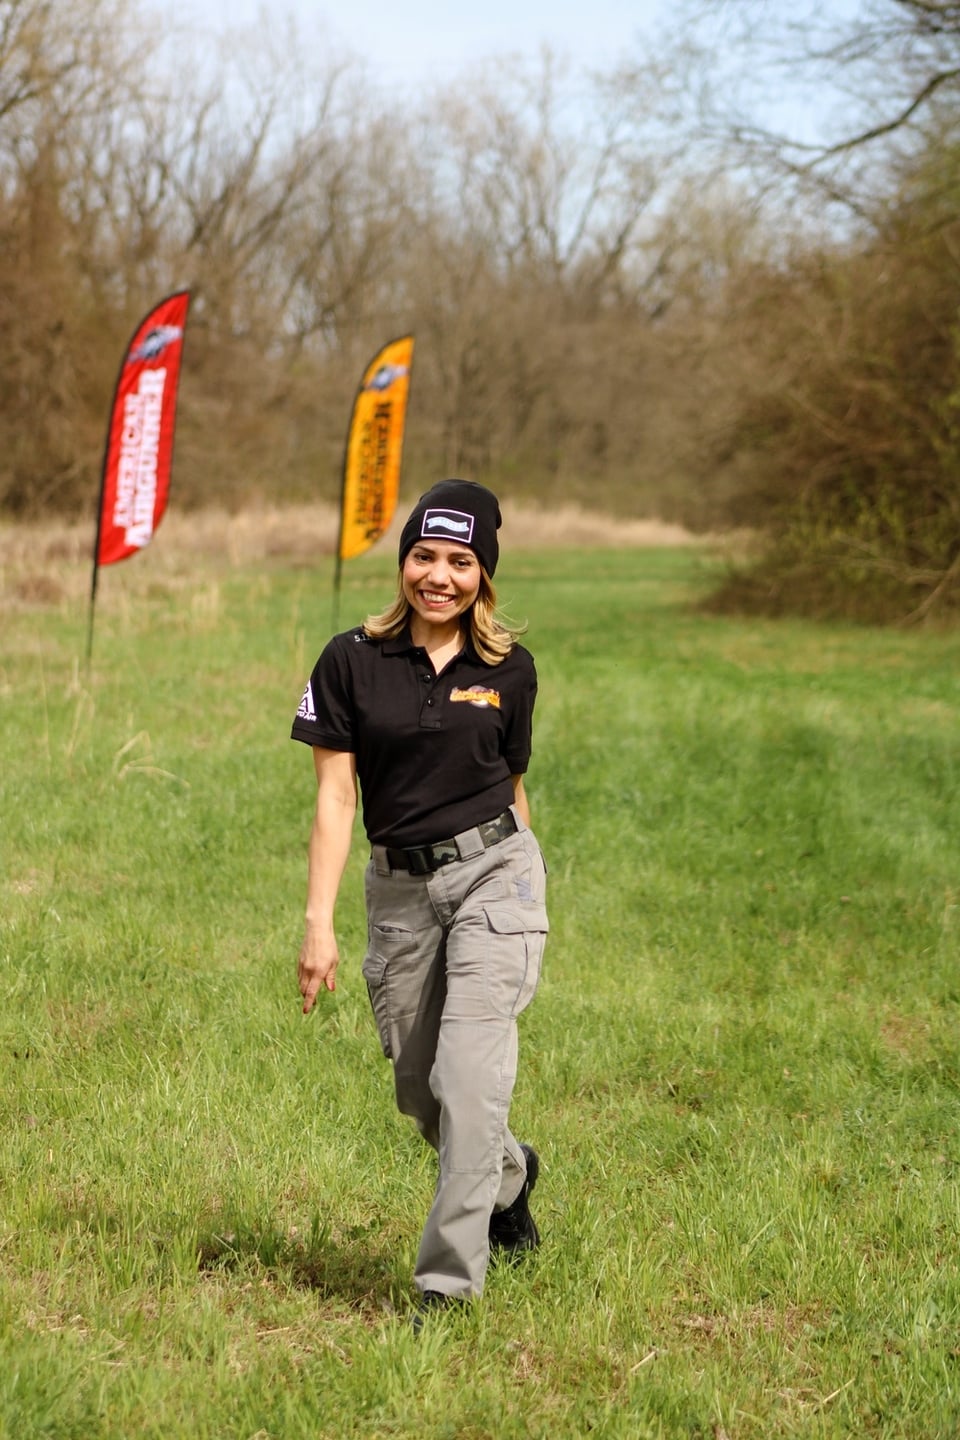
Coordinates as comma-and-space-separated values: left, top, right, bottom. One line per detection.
450, 685, 501, 709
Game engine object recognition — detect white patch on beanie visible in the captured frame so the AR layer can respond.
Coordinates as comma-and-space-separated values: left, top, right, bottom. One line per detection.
420, 509, 476, 543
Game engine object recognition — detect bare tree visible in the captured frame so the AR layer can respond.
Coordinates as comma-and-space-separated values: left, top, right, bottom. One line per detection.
0, 1, 416, 512
674, 0, 960, 214
391, 52, 691, 488
0, 0, 148, 512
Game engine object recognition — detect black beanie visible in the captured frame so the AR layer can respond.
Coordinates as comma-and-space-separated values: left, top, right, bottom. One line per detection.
398, 479, 502, 578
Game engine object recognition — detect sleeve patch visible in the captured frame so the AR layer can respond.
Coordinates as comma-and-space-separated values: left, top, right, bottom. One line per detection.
296, 680, 317, 722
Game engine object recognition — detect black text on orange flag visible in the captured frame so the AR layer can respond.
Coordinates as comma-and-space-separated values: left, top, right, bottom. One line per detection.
338, 336, 414, 561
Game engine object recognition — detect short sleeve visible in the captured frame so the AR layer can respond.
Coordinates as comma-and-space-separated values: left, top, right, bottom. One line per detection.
290, 635, 357, 751
501, 650, 537, 773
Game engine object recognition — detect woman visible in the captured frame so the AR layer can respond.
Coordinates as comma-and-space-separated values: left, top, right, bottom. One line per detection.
291, 478, 548, 1317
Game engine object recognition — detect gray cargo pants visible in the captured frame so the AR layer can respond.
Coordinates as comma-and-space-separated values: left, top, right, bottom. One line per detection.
363, 810, 547, 1298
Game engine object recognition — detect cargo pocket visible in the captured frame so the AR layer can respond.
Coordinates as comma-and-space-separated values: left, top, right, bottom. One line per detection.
361, 924, 415, 1059
481, 904, 549, 1018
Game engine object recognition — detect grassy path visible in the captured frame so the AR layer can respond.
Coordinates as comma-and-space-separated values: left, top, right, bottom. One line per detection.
1, 543, 958, 1437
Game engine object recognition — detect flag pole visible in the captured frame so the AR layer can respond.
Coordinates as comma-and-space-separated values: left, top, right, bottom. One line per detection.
332, 426, 348, 635
332, 357, 363, 637
332, 550, 343, 635
86, 317, 129, 670
86, 563, 100, 669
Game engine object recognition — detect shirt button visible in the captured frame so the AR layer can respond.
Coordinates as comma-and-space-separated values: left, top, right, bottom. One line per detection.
426, 698, 434, 706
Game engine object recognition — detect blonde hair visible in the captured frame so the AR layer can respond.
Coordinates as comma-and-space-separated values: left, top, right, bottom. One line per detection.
363, 568, 524, 665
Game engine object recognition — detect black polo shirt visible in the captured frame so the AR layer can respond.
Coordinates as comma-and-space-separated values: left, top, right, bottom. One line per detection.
291, 626, 538, 847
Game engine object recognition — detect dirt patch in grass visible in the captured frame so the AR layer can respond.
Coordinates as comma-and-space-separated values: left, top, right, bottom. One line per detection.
11, 574, 68, 605
878, 1010, 932, 1063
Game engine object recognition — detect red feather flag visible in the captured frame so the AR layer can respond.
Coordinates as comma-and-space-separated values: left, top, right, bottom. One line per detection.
95, 290, 190, 565
88, 291, 190, 658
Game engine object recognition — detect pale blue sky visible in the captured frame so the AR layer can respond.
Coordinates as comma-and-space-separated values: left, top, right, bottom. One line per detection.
155, 0, 864, 144
164, 0, 673, 86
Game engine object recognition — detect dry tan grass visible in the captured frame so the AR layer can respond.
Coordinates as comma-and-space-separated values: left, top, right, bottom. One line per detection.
0, 502, 719, 611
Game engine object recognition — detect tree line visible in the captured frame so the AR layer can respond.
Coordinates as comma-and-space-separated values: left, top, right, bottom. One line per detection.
2, 0, 959, 621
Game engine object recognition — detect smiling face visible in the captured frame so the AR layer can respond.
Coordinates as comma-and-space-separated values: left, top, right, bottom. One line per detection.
401, 539, 482, 643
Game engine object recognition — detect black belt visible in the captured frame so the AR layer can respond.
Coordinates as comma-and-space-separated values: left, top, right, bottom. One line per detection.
385, 809, 517, 875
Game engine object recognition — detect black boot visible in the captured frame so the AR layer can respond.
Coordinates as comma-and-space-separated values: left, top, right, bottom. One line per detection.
411, 1290, 464, 1334
489, 1144, 540, 1258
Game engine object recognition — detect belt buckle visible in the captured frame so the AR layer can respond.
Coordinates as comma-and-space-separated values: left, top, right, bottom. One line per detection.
406, 848, 433, 875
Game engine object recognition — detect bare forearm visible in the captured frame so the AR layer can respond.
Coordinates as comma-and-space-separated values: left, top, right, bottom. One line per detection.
304, 788, 355, 929
298, 748, 357, 1011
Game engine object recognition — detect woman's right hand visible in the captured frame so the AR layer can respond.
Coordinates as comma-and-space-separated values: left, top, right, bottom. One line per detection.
298, 925, 340, 1013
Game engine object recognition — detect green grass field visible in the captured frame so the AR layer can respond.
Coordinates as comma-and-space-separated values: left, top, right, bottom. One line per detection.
2, 536, 958, 1439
